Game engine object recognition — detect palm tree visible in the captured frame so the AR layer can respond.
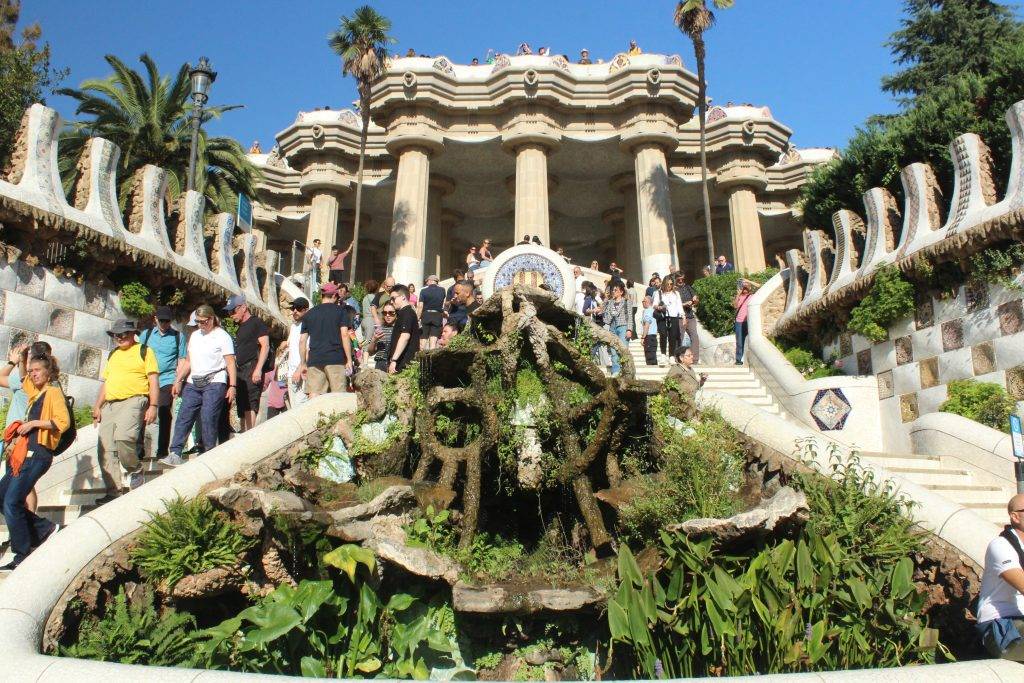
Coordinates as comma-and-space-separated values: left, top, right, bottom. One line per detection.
56, 53, 258, 215
676, 0, 733, 272
328, 5, 396, 285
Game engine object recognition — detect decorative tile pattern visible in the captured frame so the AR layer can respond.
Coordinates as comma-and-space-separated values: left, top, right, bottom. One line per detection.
83, 283, 107, 317
941, 318, 964, 352
48, 307, 74, 338
857, 349, 872, 375
877, 370, 894, 400
14, 262, 45, 298
9, 328, 38, 349
998, 300, 1024, 336
900, 393, 919, 423
964, 281, 989, 312
492, 254, 567, 300
1007, 365, 1024, 401
77, 346, 102, 379
920, 357, 939, 389
810, 388, 852, 430
895, 336, 913, 365
972, 341, 996, 376
839, 332, 853, 358
915, 296, 934, 330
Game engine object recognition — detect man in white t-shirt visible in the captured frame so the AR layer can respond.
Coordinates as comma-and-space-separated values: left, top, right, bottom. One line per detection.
976, 493, 1024, 660
285, 296, 309, 407
573, 265, 586, 315
159, 305, 236, 467
307, 239, 324, 286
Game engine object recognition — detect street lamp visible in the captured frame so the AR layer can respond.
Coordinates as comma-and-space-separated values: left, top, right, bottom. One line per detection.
186, 56, 217, 193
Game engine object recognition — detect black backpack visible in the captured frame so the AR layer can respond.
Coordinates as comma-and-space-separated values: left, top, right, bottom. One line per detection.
54, 392, 76, 455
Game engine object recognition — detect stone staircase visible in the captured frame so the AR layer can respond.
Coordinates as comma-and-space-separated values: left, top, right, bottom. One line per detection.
627, 339, 787, 419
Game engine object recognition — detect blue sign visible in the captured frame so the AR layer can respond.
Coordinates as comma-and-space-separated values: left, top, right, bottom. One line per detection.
237, 193, 252, 232
1011, 414, 1023, 459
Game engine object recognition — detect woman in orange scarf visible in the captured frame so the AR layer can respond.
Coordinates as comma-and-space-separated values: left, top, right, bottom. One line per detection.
0, 354, 69, 570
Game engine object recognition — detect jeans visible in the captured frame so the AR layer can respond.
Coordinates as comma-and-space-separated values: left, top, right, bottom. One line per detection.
667, 317, 682, 358
169, 382, 226, 456
1, 448, 55, 565
643, 335, 658, 365
734, 320, 748, 363
610, 324, 628, 375
682, 317, 700, 363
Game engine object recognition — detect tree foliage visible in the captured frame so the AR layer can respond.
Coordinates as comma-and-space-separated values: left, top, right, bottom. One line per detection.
940, 379, 1016, 432
0, 0, 66, 166
800, 0, 1024, 232
847, 265, 915, 343
56, 53, 259, 215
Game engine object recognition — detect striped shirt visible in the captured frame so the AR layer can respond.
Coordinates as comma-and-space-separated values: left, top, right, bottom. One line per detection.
604, 298, 633, 332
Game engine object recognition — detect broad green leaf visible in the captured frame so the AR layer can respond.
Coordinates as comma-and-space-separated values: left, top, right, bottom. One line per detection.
238, 604, 303, 650
301, 656, 327, 677
617, 546, 643, 586
891, 557, 914, 598
356, 656, 382, 673
796, 539, 814, 589
386, 592, 417, 612
323, 544, 377, 583
608, 600, 630, 640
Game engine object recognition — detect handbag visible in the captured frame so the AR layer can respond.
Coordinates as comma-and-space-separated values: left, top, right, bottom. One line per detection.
652, 292, 667, 321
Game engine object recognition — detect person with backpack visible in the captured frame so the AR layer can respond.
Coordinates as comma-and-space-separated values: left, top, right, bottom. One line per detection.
93, 320, 159, 501
975, 493, 1024, 660
139, 306, 187, 461
0, 353, 70, 569
0, 341, 55, 515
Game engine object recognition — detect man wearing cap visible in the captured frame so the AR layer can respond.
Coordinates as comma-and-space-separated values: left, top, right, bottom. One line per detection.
299, 282, 353, 397
285, 297, 310, 407
92, 320, 159, 499
224, 294, 270, 432
418, 275, 446, 350
139, 306, 187, 460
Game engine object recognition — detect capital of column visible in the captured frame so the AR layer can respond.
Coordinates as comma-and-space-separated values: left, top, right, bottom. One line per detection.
298, 162, 352, 196
714, 155, 768, 192
385, 133, 444, 157
500, 130, 561, 155
620, 130, 677, 156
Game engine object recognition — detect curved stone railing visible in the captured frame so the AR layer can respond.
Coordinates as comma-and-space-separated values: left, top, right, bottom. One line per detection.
745, 273, 884, 450
0, 393, 355, 680
776, 100, 1024, 336
0, 103, 287, 330
910, 411, 1018, 489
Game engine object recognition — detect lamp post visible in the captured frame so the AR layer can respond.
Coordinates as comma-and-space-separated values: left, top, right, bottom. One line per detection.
186, 56, 217, 193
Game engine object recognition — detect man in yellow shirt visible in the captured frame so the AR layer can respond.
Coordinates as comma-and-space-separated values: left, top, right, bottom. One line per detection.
92, 319, 159, 500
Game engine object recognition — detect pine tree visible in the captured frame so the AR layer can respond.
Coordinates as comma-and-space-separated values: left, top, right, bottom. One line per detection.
883, 0, 1020, 102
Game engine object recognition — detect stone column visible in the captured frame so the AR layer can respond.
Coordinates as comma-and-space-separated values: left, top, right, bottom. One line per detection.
307, 190, 340, 252
610, 174, 643, 281
716, 155, 768, 273
502, 132, 559, 246
630, 142, 677, 279
439, 209, 463, 277
387, 144, 433, 287
425, 176, 455, 280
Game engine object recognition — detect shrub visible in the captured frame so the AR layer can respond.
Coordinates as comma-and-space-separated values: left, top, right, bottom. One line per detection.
59, 585, 198, 666
131, 497, 253, 588
117, 281, 154, 319
691, 269, 776, 338
774, 338, 843, 380
847, 265, 915, 343
940, 380, 1016, 432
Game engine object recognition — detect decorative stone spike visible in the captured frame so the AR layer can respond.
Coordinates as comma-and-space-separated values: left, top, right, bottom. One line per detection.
782, 248, 804, 318
138, 165, 173, 255
1003, 101, 1024, 212
943, 133, 996, 234
240, 233, 263, 305
895, 162, 943, 258
857, 188, 899, 276
263, 251, 285, 319
212, 213, 241, 291
801, 229, 828, 307
177, 190, 209, 271
84, 138, 127, 237
826, 209, 863, 292
0, 104, 66, 213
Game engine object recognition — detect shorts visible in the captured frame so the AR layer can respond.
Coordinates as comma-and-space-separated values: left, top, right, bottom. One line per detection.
329, 269, 345, 284
307, 364, 347, 394
422, 310, 443, 339
157, 383, 173, 407
236, 364, 263, 415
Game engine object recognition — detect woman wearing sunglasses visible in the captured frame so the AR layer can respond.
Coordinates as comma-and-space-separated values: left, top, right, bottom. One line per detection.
366, 304, 397, 371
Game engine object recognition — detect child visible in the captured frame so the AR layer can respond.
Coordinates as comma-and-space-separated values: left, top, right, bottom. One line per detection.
263, 341, 289, 420
641, 296, 658, 366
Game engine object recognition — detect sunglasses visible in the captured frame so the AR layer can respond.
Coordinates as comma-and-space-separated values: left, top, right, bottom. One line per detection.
114, 332, 134, 338
382, 311, 397, 316
195, 317, 213, 325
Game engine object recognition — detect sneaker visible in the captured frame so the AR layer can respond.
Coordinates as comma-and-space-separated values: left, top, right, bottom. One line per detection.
93, 494, 118, 507
128, 470, 145, 490
159, 453, 185, 468
32, 523, 60, 549
0, 561, 17, 571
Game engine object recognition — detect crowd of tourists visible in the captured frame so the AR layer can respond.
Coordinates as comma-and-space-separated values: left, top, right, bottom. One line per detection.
404, 39, 644, 66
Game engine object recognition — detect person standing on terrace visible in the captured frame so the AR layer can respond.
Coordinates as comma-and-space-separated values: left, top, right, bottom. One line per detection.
327, 241, 354, 285
627, 39, 642, 55
578, 49, 592, 64
976, 493, 1024, 661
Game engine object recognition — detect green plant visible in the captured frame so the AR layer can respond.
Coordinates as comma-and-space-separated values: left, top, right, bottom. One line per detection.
73, 405, 93, 428
940, 379, 1016, 432
117, 281, 154, 319
773, 338, 843, 379
198, 545, 454, 678
221, 316, 239, 337
59, 585, 198, 666
847, 265, 915, 343
970, 243, 1024, 291
691, 269, 776, 337
131, 497, 253, 588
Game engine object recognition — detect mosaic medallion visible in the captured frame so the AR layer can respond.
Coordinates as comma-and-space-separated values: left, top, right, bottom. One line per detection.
810, 388, 852, 431
482, 244, 576, 309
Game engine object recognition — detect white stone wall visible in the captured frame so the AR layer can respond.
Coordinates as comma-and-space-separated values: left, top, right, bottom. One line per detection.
0, 257, 121, 407
824, 275, 1024, 451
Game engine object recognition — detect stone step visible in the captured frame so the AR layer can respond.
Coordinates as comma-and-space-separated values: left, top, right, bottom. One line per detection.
860, 453, 944, 471
923, 484, 1008, 504
882, 467, 974, 487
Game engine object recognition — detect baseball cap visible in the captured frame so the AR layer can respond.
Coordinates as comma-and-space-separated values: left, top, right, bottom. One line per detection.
286, 297, 310, 310
320, 282, 339, 296
222, 294, 246, 313
155, 305, 173, 321
426, 274, 439, 284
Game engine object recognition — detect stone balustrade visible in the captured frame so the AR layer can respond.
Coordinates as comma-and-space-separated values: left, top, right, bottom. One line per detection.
775, 100, 1024, 336
0, 103, 286, 331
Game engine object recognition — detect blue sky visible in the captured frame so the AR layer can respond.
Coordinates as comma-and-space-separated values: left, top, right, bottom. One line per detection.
18, 1, 1007, 152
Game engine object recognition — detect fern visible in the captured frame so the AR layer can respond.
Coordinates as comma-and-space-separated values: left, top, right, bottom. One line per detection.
60, 586, 198, 666
131, 497, 253, 588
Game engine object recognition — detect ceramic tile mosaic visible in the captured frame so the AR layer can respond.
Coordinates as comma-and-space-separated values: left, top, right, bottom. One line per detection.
899, 393, 919, 423
810, 388, 852, 430
1007, 365, 1024, 401
857, 349, 872, 375
972, 341, 996, 376
965, 281, 989, 312
877, 370, 894, 400
941, 318, 964, 352
895, 335, 913, 365
914, 296, 934, 330
998, 299, 1024, 336
920, 357, 939, 389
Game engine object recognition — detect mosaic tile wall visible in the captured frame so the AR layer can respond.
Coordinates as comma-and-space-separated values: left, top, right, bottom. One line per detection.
0, 258, 122, 406
823, 277, 1024, 448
